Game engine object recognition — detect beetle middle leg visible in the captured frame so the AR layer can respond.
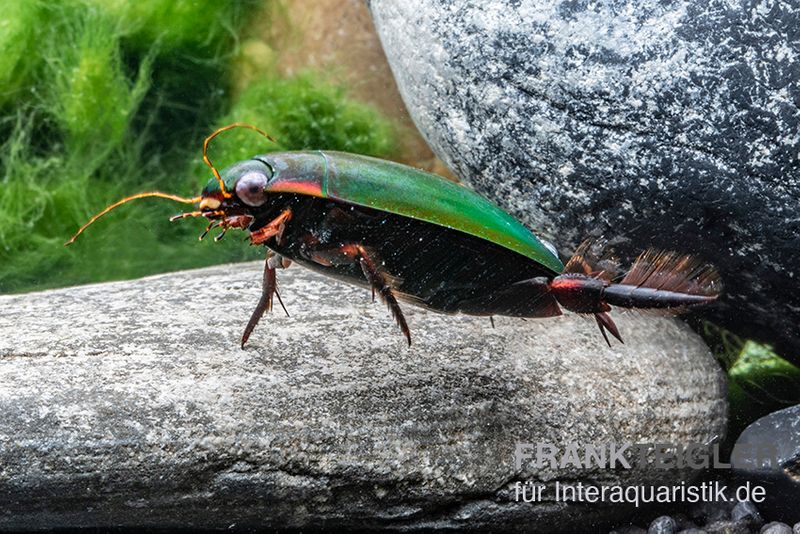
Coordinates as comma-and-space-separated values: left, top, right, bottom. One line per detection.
241, 208, 293, 348
307, 243, 412, 346
241, 250, 291, 348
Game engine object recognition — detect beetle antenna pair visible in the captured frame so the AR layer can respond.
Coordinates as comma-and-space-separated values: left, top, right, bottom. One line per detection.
64, 123, 277, 246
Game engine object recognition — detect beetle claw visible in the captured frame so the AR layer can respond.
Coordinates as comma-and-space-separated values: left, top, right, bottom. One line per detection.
199, 221, 219, 241
214, 228, 228, 242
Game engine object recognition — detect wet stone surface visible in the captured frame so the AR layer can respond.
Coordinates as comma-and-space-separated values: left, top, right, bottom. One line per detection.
0, 263, 727, 530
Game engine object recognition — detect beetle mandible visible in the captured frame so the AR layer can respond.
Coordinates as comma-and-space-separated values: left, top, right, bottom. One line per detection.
66, 123, 721, 348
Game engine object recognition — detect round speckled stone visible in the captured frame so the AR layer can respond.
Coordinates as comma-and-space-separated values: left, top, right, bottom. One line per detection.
648, 515, 678, 534
0, 263, 726, 530
761, 522, 794, 534
369, 0, 800, 364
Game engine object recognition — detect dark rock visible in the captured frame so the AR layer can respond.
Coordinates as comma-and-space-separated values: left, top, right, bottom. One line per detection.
732, 405, 800, 525
369, 0, 800, 364
0, 263, 727, 530
760, 522, 793, 534
612, 527, 647, 534
691, 499, 734, 525
648, 515, 678, 534
732, 500, 764, 527
673, 514, 701, 531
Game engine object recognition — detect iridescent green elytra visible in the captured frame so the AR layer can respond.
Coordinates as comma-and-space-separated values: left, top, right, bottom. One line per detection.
203, 151, 564, 274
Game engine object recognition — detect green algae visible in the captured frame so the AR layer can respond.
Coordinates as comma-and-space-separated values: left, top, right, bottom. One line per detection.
0, 1, 399, 294
203, 73, 397, 169
727, 341, 800, 439
704, 322, 800, 441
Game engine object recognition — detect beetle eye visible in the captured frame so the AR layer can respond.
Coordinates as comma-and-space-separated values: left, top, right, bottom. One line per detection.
235, 172, 269, 207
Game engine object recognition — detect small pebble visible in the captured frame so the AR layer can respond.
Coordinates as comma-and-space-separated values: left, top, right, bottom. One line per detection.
793, 522, 800, 534
705, 519, 753, 534
678, 529, 708, 534
732, 501, 763, 527
761, 522, 793, 534
649, 515, 677, 534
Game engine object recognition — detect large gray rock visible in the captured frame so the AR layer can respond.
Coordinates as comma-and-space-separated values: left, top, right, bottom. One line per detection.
0, 263, 726, 530
368, 0, 800, 364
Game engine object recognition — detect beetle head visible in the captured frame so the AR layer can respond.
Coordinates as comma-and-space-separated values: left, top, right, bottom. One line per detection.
192, 158, 277, 241
200, 158, 274, 209
65, 123, 279, 246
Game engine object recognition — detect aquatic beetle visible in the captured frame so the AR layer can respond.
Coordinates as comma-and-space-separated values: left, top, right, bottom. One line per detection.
66, 123, 721, 348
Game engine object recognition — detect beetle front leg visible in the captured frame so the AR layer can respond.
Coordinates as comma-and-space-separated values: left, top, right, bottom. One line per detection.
249, 208, 292, 246
241, 249, 291, 349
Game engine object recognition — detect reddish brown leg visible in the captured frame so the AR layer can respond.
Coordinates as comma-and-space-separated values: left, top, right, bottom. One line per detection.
594, 311, 623, 347
308, 243, 412, 346
250, 208, 292, 246
550, 274, 624, 346
241, 250, 290, 349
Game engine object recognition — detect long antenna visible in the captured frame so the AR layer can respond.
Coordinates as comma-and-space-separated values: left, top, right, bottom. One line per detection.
66, 123, 277, 246
203, 123, 277, 196
65, 192, 201, 246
